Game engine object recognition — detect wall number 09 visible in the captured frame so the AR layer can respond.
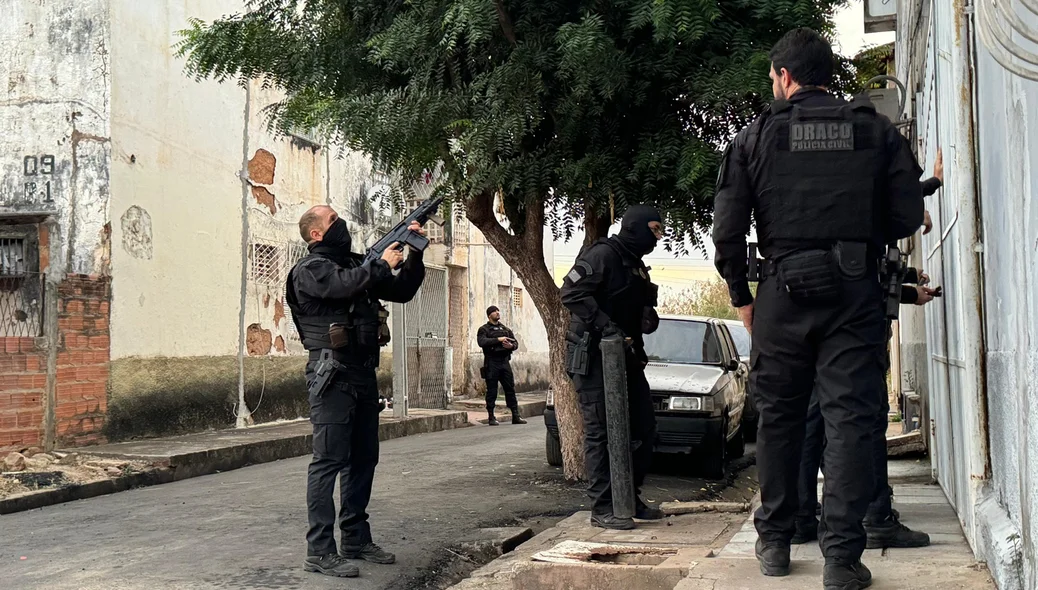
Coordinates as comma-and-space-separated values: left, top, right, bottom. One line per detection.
24, 155, 56, 176
23, 154, 57, 203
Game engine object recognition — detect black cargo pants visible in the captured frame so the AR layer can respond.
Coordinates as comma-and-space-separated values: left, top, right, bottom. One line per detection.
751, 272, 886, 564
572, 347, 656, 516
305, 357, 381, 556
485, 359, 518, 411
797, 328, 896, 529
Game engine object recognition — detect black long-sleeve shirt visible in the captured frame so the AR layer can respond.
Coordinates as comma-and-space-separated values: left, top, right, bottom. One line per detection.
712, 88, 925, 308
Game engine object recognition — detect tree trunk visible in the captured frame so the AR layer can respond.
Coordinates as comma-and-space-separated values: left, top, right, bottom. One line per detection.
466, 192, 587, 480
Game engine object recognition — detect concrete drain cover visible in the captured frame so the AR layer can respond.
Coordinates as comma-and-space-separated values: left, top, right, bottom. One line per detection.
517, 541, 697, 590
531, 540, 678, 564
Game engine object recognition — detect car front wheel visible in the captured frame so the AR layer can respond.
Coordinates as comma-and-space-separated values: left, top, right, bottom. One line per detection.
546, 431, 563, 467
702, 418, 728, 480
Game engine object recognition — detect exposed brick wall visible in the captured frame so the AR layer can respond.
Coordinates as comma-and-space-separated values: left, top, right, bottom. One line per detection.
55, 274, 110, 447
0, 339, 47, 450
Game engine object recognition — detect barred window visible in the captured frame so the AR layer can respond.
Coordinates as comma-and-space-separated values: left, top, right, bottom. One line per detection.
0, 227, 42, 337
512, 287, 523, 309
0, 238, 27, 277
249, 242, 284, 286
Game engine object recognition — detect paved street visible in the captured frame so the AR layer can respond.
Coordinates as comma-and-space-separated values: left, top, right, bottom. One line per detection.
0, 417, 753, 590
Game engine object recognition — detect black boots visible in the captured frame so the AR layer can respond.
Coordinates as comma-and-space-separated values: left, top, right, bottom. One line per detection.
590, 513, 636, 530
823, 561, 872, 590
488, 408, 526, 425
303, 554, 359, 578
755, 539, 791, 577
864, 509, 930, 549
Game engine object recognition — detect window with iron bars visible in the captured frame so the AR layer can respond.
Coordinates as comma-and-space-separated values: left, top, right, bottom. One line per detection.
0, 230, 43, 338
282, 243, 309, 341
512, 287, 523, 309
248, 242, 285, 286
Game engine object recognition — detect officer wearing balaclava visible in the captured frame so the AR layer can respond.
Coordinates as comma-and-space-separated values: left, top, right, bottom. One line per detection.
559, 204, 665, 530
286, 205, 426, 579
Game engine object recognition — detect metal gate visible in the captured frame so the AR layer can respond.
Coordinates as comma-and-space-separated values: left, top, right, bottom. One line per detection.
912, 0, 989, 543
393, 266, 449, 410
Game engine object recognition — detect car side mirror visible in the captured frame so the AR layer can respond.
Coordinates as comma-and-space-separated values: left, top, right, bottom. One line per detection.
726, 359, 740, 372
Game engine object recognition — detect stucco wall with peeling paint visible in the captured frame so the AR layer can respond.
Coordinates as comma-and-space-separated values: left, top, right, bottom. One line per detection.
1, 0, 111, 277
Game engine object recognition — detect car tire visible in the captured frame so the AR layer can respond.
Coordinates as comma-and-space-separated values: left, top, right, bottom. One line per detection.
546, 431, 563, 467
703, 419, 728, 480
742, 396, 758, 443
727, 423, 745, 459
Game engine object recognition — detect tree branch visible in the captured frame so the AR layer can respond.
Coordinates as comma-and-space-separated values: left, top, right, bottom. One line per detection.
494, 0, 518, 46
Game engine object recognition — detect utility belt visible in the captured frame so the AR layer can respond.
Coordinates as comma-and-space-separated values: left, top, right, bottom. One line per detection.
749, 241, 880, 307
306, 347, 379, 399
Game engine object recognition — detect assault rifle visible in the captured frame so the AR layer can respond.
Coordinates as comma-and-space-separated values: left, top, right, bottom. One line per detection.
363, 194, 446, 264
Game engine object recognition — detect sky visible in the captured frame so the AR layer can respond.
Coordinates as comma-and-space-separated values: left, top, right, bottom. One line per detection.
550, 0, 896, 267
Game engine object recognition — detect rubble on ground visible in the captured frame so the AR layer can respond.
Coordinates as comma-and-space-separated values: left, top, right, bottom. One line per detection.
0, 449, 155, 499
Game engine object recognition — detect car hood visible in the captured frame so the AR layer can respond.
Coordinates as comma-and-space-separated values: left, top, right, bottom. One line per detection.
644, 362, 724, 395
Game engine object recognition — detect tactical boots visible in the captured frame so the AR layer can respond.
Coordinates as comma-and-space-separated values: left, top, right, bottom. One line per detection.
341, 542, 396, 564
510, 408, 527, 424
864, 509, 930, 549
303, 554, 360, 578
590, 513, 636, 530
755, 539, 791, 577
488, 411, 499, 426
635, 499, 665, 520
823, 560, 872, 590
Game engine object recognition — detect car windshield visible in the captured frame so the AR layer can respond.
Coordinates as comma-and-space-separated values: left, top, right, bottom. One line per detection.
727, 324, 750, 358
643, 319, 723, 365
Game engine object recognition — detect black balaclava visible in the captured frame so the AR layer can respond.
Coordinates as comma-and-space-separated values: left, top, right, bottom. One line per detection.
309, 218, 354, 267
614, 205, 662, 256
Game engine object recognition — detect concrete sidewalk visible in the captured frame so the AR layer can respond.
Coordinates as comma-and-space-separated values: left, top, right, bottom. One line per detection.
452, 462, 996, 590
1, 408, 467, 514
452, 391, 547, 424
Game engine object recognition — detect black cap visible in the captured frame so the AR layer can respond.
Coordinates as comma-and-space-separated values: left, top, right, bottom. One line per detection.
487, 306, 499, 317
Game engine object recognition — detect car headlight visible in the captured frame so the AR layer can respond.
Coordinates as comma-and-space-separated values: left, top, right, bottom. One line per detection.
546, 389, 554, 407
668, 396, 714, 411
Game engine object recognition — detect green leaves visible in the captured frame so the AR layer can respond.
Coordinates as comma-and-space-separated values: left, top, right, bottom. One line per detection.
177, 0, 847, 244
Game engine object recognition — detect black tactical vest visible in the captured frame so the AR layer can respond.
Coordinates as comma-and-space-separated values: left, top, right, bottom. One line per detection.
755, 97, 885, 244
595, 238, 654, 337
284, 253, 382, 353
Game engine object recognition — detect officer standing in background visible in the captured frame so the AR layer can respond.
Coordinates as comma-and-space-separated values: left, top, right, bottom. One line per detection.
560, 205, 666, 531
477, 306, 527, 426
794, 157, 945, 550
712, 28, 924, 590
286, 205, 426, 579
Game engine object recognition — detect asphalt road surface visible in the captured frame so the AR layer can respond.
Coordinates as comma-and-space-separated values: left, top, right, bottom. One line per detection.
0, 417, 755, 590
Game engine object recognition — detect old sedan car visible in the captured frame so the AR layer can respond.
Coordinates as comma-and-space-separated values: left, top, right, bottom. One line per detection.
544, 315, 748, 479
723, 319, 756, 442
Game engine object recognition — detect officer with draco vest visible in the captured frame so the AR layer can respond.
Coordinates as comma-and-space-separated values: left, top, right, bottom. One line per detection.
476, 306, 527, 426
711, 28, 925, 590
560, 205, 666, 531
286, 205, 426, 579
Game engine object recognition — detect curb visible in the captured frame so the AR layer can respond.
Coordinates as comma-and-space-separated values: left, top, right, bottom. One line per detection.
0, 410, 468, 515
0, 468, 174, 515
451, 397, 546, 420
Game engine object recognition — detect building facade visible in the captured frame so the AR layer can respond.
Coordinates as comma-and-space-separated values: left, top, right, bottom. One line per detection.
894, 0, 1038, 587
0, 0, 549, 451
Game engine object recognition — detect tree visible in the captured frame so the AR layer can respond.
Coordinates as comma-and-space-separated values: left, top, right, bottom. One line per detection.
177, 0, 846, 479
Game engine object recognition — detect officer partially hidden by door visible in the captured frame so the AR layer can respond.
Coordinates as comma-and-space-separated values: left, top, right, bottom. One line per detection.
286, 205, 426, 578
560, 205, 665, 531
712, 29, 924, 590
476, 306, 527, 426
